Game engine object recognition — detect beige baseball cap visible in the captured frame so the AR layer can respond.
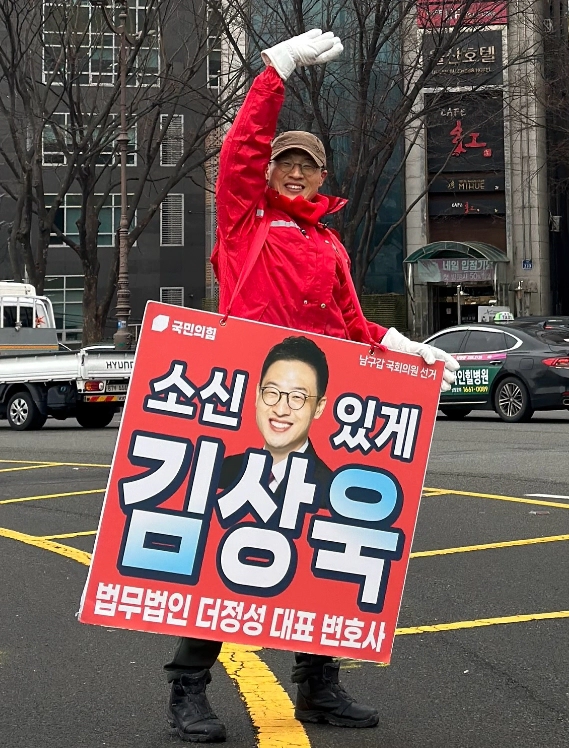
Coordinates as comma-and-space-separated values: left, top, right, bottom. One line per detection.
271, 131, 326, 168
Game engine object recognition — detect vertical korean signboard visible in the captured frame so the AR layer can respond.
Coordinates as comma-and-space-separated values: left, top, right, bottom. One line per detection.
80, 302, 443, 663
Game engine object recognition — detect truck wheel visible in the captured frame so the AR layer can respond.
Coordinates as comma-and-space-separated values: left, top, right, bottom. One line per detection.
75, 405, 116, 429
494, 377, 534, 423
7, 391, 47, 430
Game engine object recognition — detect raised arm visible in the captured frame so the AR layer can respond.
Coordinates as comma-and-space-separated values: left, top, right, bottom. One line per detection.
215, 66, 285, 243
215, 30, 343, 244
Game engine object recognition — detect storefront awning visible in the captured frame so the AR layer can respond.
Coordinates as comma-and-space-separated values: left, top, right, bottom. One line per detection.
404, 241, 509, 264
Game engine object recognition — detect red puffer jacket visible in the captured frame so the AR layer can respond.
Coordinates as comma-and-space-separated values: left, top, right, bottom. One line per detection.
211, 66, 387, 346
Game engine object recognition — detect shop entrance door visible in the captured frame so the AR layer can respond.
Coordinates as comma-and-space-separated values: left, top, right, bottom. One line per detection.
432, 285, 489, 331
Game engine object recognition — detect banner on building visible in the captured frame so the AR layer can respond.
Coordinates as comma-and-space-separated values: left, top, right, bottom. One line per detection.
79, 302, 443, 663
417, 258, 495, 282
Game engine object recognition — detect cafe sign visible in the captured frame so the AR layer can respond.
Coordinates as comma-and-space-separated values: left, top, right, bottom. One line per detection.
426, 91, 505, 173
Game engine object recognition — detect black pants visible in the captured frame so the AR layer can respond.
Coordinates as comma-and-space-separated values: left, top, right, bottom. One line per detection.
164, 637, 333, 683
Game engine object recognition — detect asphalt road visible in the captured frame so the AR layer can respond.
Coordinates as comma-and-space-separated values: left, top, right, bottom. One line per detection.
1, 409, 568, 748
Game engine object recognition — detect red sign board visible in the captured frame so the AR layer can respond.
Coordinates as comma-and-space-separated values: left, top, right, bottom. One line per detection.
417, 1, 507, 27
79, 302, 443, 663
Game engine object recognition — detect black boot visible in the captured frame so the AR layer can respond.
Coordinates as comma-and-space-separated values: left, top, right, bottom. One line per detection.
167, 669, 226, 743
293, 659, 379, 728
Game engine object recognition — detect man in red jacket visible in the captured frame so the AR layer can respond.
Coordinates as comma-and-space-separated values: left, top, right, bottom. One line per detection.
211, 29, 459, 380
166, 29, 459, 744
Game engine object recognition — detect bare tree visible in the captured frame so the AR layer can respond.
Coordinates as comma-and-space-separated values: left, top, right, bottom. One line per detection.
0, 0, 246, 342
0, 0, 540, 343
222, 0, 529, 293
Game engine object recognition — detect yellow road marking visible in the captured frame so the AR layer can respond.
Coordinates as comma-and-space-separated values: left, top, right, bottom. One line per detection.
30, 530, 569, 555
0, 459, 110, 468
0, 527, 92, 566
24, 530, 569, 557
219, 644, 310, 748
0, 489, 105, 505
3, 522, 568, 644
39, 531, 98, 540
0, 528, 308, 748
423, 487, 569, 510
0, 459, 57, 464
411, 534, 569, 557
396, 610, 569, 635
0, 463, 62, 473
2, 480, 568, 748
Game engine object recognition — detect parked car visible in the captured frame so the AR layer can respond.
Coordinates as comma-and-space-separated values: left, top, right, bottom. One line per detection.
424, 323, 569, 422
505, 316, 569, 330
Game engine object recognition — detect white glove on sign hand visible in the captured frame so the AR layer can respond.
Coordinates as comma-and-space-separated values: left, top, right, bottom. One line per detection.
381, 328, 460, 393
262, 29, 344, 81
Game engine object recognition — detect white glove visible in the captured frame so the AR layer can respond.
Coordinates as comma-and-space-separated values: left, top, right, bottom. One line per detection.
262, 29, 344, 81
381, 328, 460, 393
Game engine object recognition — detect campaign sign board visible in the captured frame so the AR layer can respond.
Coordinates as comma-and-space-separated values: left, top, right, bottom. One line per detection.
79, 302, 443, 663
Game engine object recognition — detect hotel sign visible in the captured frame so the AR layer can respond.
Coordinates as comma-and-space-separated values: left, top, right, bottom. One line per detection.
423, 30, 503, 87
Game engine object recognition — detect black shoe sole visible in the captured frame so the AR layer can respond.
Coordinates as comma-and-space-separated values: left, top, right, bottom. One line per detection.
295, 709, 379, 728
168, 717, 227, 743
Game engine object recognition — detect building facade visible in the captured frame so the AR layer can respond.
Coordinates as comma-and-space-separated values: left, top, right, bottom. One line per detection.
405, 0, 553, 338
0, 0, 211, 343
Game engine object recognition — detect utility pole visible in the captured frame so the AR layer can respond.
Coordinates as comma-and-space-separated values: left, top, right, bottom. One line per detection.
89, 0, 133, 349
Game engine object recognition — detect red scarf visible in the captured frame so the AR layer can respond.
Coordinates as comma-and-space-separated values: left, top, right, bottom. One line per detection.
265, 188, 347, 225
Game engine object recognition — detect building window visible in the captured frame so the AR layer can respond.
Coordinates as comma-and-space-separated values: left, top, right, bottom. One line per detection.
43, 113, 70, 165
160, 287, 184, 306
160, 194, 184, 245
49, 193, 132, 247
43, 113, 136, 166
43, 0, 159, 86
160, 114, 184, 166
44, 275, 84, 342
207, 3, 222, 88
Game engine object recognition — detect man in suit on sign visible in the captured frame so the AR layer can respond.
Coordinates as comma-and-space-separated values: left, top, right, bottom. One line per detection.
218, 335, 331, 500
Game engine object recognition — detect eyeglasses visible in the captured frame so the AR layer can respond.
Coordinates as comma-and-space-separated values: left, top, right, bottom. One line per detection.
260, 386, 319, 410
273, 159, 322, 176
